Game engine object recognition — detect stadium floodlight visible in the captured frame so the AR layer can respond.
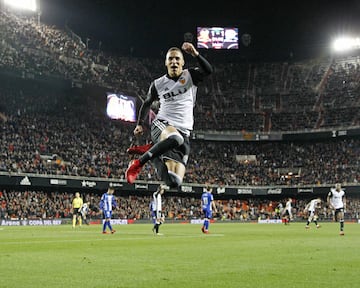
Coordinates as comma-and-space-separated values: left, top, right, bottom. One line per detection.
332, 36, 360, 52
3, 0, 37, 12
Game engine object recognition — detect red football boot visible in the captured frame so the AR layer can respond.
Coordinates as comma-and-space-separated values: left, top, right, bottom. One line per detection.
127, 143, 153, 155
125, 159, 143, 184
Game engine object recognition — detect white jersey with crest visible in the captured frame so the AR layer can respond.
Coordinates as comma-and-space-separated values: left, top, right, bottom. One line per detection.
154, 69, 197, 132
328, 188, 345, 209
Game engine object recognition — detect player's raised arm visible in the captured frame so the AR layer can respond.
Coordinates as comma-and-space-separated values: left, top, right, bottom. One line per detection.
182, 42, 213, 76
133, 83, 158, 137
181, 42, 199, 57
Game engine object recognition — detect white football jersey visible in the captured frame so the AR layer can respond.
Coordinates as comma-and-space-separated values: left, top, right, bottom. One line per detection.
154, 69, 197, 132
328, 188, 345, 209
307, 199, 320, 212
285, 200, 292, 211
153, 191, 162, 212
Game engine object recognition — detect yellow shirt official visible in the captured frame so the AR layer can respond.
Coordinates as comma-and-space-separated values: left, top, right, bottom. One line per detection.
72, 197, 83, 209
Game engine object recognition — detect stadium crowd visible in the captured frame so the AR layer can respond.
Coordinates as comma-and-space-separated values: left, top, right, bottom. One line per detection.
1, 11, 360, 199
1, 189, 359, 221
1, 9, 360, 133
1, 87, 359, 186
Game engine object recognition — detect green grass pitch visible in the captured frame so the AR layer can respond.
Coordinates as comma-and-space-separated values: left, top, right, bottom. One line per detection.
0, 222, 359, 288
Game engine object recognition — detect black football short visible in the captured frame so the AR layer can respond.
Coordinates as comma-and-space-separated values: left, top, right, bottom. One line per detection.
151, 119, 190, 166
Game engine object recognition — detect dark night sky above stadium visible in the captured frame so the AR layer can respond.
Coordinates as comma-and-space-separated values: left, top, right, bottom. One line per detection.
39, 0, 360, 60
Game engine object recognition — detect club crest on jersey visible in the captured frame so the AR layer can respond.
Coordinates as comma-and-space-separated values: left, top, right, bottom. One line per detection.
179, 77, 186, 84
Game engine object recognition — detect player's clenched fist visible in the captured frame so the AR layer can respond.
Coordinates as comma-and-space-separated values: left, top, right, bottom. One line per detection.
182, 42, 199, 57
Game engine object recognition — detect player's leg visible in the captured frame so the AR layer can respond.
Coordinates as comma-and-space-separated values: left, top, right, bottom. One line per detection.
103, 218, 115, 234
314, 215, 320, 228
202, 210, 210, 234
306, 211, 313, 228
106, 211, 115, 233
152, 216, 156, 234
148, 139, 187, 188
154, 218, 160, 234
154, 211, 160, 234
283, 210, 289, 225
206, 211, 213, 233
289, 210, 293, 222
338, 209, 345, 235
313, 213, 320, 228
102, 211, 109, 233
143, 128, 184, 161
83, 215, 89, 225
72, 212, 77, 228
160, 213, 165, 225
164, 160, 186, 188
151, 157, 172, 184
281, 210, 285, 224
127, 142, 153, 155
154, 211, 164, 235
126, 121, 184, 183
102, 221, 107, 233
78, 213, 82, 226
154, 220, 160, 234
202, 218, 208, 233
333, 209, 337, 222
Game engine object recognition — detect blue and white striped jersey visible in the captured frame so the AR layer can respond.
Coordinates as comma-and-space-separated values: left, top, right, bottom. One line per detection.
100, 193, 117, 212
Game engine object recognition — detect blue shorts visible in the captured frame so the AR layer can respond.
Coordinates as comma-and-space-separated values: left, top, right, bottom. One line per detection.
103, 211, 112, 219
203, 209, 213, 219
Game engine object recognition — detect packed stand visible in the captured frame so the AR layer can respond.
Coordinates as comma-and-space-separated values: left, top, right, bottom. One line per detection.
1, 71, 360, 186
1, 10, 360, 132
2, 11, 360, 187
1, 189, 359, 222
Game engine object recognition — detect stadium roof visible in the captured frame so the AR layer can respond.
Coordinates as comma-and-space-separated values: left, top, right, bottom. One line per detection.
39, 0, 360, 61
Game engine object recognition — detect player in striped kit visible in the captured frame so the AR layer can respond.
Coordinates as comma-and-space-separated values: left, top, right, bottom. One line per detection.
125, 42, 213, 190
79, 201, 90, 225
327, 183, 346, 235
99, 187, 117, 234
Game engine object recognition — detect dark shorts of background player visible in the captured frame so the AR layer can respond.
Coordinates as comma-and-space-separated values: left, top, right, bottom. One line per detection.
151, 119, 190, 166
73, 208, 81, 216
334, 208, 344, 221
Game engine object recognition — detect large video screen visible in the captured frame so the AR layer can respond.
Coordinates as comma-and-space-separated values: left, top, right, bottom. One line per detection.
197, 27, 238, 49
106, 93, 136, 122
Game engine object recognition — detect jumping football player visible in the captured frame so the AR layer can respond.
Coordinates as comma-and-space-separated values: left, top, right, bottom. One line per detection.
125, 42, 213, 191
